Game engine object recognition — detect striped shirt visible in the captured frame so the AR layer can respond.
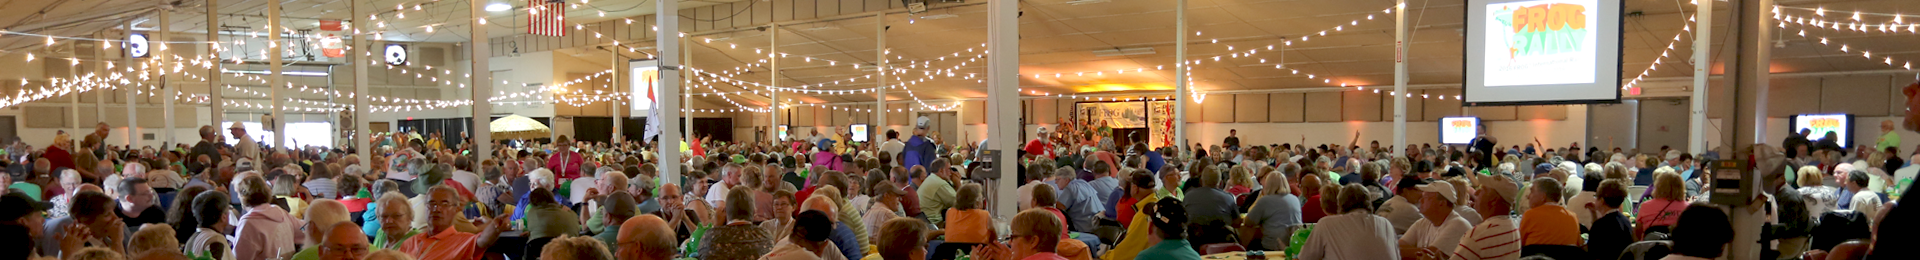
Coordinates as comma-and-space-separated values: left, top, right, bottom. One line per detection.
1451, 216, 1520, 260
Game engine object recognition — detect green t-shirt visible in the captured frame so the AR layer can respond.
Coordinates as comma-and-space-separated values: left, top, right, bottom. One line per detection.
1879, 131, 1903, 151
1137, 239, 1203, 260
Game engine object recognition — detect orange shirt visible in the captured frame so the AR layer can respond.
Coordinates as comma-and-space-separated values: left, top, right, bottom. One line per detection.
944, 209, 994, 243
1519, 204, 1583, 247
400, 228, 481, 260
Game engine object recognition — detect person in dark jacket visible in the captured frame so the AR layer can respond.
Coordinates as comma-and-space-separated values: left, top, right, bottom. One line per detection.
1586, 180, 1634, 259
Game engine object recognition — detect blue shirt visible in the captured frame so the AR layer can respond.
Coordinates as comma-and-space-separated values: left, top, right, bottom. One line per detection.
1137, 239, 1203, 260
637, 198, 661, 215
1145, 151, 1166, 174
1104, 187, 1127, 219
831, 222, 864, 259
903, 135, 937, 170
1089, 176, 1120, 206
1056, 179, 1106, 233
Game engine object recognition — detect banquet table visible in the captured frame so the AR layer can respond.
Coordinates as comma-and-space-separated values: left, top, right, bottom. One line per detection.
1201, 251, 1288, 260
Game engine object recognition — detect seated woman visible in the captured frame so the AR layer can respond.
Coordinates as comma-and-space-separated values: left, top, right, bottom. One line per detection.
1635, 168, 1688, 240
938, 183, 995, 244
1297, 184, 1399, 260
1138, 199, 1204, 260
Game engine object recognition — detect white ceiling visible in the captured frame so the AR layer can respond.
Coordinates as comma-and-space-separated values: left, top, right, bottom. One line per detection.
3, 0, 1915, 107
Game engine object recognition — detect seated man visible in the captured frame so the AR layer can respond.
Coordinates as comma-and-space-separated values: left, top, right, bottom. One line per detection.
1399, 182, 1472, 260
398, 185, 511, 260
1518, 178, 1583, 257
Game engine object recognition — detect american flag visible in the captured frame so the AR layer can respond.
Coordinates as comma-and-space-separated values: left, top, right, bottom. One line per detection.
528, 0, 566, 37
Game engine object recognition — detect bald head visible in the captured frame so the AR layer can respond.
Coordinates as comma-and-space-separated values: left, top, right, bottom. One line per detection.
321, 222, 370, 260
618, 215, 676, 260
800, 194, 838, 222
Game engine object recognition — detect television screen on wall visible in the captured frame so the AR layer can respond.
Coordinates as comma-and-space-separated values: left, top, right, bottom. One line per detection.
1441, 117, 1481, 145
1791, 114, 1853, 148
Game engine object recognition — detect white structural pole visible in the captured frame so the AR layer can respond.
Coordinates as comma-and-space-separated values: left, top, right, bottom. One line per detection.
657, 0, 684, 183
770, 24, 781, 142
352, 0, 370, 163
1392, 0, 1407, 156
683, 36, 692, 141
268, 0, 283, 149
986, 0, 1020, 219
160, 9, 175, 146
126, 18, 139, 147
613, 46, 623, 143
1172, 0, 1187, 153
101, 32, 111, 130
469, 0, 492, 161
206, 0, 221, 132
874, 13, 887, 141
1687, 0, 1712, 154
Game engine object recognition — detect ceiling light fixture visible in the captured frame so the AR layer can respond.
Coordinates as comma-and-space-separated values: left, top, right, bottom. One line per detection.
485, 3, 512, 12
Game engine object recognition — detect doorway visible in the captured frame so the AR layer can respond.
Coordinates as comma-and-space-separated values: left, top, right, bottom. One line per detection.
920, 112, 959, 145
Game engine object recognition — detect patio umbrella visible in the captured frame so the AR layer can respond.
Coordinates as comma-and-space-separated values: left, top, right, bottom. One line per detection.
489, 115, 551, 140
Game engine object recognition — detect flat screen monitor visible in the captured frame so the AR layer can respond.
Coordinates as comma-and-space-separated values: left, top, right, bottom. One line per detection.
1441, 117, 1481, 145
1790, 114, 1853, 148
777, 125, 789, 142
850, 124, 870, 142
1463, 0, 1623, 105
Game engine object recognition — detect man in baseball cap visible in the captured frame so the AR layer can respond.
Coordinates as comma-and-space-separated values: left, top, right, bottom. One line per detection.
0, 192, 51, 237
902, 116, 937, 169
1401, 181, 1473, 259
1452, 175, 1523, 260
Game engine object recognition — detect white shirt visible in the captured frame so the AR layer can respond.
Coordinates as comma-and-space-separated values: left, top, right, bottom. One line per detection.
881, 140, 906, 165
1017, 181, 1045, 210
1299, 211, 1400, 260
1850, 189, 1884, 225
1567, 191, 1598, 228
1399, 212, 1474, 252
1378, 196, 1423, 234
706, 182, 732, 207
452, 170, 482, 194
235, 134, 261, 160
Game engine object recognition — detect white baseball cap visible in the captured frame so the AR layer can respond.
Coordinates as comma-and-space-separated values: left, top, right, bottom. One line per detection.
1416, 181, 1458, 205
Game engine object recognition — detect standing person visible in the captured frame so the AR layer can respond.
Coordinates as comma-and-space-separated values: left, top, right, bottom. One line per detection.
902, 117, 937, 170
1026, 127, 1055, 160
881, 130, 906, 165
187, 126, 224, 174
1223, 130, 1241, 151
548, 135, 586, 181
231, 122, 261, 161
1878, 120, 1902, 152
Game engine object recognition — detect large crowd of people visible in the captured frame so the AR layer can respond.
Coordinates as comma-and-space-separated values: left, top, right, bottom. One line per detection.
0, 111, 1916, 260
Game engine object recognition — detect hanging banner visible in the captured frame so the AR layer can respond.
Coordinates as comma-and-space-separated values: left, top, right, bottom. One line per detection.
320, 20, 346, 58
1147, 100, 1176, 149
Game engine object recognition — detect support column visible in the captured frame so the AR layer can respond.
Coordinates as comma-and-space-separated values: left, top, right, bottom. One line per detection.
352, 0, 370, 162
769, 24, 781, 142
160, 9, 174, 146
1172, 0, 1187, 154
268, 0, 284, 149
875, 13, 887, 141
1722, 0, 1770, 259
613, 45, 623, 143
986, 0, 1020, 218
469, 0, 492, 161
683, 36, 692, 141
126, 19, 140, 147
657, 0, 684, 182
1688, 0, 1712, 155
206, 0, 222, 134
1392, 0, 1407, 156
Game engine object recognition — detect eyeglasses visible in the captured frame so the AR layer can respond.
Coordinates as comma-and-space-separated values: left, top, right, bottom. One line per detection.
429, 200, 460, 209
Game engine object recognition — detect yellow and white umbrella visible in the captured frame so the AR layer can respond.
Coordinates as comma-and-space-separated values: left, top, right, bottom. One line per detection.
489, 115, 551, 140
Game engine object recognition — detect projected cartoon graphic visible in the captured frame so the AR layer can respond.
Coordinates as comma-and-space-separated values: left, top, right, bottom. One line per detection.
1483, 0, 1599, 87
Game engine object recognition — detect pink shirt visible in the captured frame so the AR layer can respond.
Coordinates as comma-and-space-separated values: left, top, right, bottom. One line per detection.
548, 150, 585, 180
